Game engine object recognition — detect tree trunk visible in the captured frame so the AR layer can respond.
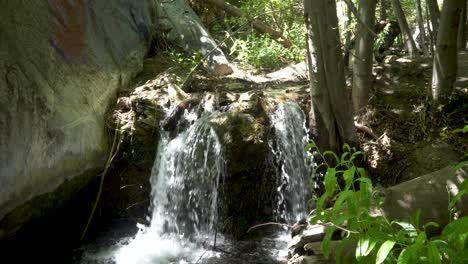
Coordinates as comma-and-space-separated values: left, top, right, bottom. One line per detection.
426, 0, 440, 37
458, 1, 467, 50
352, 0, 378, 112
155, 0, 233, 75
202, 0, 292, 49
431, 0, 465, 107
425, 1, 435, 54
416, 0, 428, 55
304, 0, 357, 152
390, 0, 419, 57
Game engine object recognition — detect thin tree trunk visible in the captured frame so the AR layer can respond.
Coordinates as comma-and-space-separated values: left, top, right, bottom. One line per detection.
202, 0, 292, 49
458, 1, 467, 50
425, 1, 435, 54
426, 0, 440, 37
416, 0, 428, 55
304, 0, 357, 152
390, 0, 419, 57
431, 0, 465, 106
352, 0, 378, 112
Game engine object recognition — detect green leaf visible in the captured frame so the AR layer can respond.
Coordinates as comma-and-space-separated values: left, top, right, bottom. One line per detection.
423, 222, 440, 230
304, 141, 317, 151
325, 168, 337, 197
332, 190, 352, 218
322, 226, 336, 257
356, 235, 377, 259
397, 245, 416, 264
448, 189, 468, 211
340, 152, 350, 164
427, 242, 441, 264
343, 166, 356, 191
453, 125, 468, 133
441, 216, 468, 252
376, 240, 396, 264
323, 150, 340, 164
412, 209, 421, 230
356, 177, 372, 208
450, 161, 468, 176
335, 237, 355, 264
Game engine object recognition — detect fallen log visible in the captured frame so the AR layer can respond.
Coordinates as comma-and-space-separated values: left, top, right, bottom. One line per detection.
201, 0, 293, 49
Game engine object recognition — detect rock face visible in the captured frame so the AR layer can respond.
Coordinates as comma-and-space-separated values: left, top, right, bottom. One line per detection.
0, 0, 154, 237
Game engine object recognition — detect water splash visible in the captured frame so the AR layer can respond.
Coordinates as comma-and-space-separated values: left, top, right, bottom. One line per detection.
109, 109, 225, 264
269, 101, 312, 224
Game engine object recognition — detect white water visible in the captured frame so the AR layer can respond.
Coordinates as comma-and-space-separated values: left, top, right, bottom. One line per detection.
80, 101, 311, 263
269, 101, 312, 224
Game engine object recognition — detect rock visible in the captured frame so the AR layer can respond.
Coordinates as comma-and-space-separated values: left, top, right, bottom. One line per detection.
211, 107, 274, 238
288, 224, 326, 250
288, 254, 328, 264
384, 55, 398, 64
0, 0, 152, 237
379, 165, 468, 230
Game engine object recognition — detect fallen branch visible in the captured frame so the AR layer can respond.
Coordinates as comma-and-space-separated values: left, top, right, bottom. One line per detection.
355, 122, 379, 140
246, 222, 296, 233
202, 0, 292, 49
80, 130, 122, 241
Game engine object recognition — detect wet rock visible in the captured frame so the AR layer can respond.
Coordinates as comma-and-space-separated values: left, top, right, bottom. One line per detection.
288, 224, 326, 250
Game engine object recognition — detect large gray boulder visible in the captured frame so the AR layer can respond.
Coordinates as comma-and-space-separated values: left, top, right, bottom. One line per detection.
0, 0, 154, 237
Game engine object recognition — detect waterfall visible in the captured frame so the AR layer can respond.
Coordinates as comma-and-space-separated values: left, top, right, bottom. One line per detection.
269, 101, 312, 224
81, 100, 311, 263
113, 108, 225, 263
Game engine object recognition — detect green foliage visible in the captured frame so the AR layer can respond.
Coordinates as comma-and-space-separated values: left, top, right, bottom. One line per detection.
306, 140, 468, 263
166, 49, 203, 71
214, 0, 305, 69
374, 22, 391, 52
230, 33, 301, 69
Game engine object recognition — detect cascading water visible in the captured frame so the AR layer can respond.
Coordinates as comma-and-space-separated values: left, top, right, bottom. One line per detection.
109, 108, 225, 264
269, 101, 312, 224
80, 100, 312, 264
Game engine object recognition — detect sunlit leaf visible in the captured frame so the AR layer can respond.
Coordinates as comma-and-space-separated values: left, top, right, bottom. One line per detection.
376, 240, 396, 264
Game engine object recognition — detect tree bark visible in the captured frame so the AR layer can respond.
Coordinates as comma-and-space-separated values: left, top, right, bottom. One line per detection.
390, 0, 419, 57
352, 0, 378, 112
416, 0, 428, 55
425, 1, 435, 54
458, 1, 467, 50
202, 0, 292, 49
426, 0, 440, 36
304, 0, 357, 152
431, 0, 465, 106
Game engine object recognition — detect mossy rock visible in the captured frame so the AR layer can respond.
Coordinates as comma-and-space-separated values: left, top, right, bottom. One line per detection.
210, 108, 275, 238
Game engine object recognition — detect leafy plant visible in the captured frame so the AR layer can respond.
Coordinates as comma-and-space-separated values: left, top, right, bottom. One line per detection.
306, 140, 468, 263
167, 49, 203, 71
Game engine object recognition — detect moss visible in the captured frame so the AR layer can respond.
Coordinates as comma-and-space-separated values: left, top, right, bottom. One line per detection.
210, 109, 276, 238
